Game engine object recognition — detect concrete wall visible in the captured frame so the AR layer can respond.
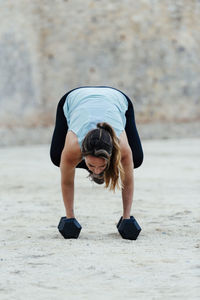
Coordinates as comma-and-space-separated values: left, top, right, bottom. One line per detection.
0, 0, 200, 128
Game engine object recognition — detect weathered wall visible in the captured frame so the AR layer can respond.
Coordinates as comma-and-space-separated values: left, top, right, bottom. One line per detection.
0, 0, 200, 128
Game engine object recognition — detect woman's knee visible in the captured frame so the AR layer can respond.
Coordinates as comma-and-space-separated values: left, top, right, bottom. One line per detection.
50, 148, 61, 167
133, 151, 144, 169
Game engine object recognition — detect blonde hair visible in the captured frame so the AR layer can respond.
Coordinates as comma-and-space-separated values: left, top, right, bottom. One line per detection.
81, 122, 125, 191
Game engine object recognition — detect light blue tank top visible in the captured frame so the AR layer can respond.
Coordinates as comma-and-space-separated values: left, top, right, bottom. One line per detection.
63, 87, 128, 147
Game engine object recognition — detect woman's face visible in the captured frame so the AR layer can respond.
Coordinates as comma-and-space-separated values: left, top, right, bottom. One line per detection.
85, 155, 107, 175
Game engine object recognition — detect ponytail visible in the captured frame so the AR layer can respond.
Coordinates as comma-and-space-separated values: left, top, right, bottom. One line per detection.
97, 122, 125, 191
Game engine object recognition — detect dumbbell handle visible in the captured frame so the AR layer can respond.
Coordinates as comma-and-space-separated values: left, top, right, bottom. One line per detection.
117, 216, 135, 228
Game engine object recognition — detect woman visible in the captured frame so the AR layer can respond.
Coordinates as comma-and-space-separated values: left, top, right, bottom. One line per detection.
50, 86, 143, 229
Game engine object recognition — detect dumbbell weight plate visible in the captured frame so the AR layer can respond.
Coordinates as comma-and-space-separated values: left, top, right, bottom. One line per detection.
117, 216, 141, 240
58, 217, 82, 239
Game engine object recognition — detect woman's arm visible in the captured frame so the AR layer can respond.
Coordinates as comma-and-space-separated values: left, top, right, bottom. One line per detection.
119, 131, 134, 219
60, 132, 82, 218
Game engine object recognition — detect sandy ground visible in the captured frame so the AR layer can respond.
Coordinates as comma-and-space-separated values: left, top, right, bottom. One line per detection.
0, 138, 199, 300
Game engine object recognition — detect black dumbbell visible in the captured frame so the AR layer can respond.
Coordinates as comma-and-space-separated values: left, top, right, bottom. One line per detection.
117, 216, 141, 240
58, 217, 82, 239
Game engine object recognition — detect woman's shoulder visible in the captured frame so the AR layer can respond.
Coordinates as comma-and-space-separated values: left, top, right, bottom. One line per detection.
119, 131, 132, 155
62, 131, 82, 162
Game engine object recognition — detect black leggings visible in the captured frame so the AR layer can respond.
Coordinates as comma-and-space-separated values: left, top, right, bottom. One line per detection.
50, 86, 144, 170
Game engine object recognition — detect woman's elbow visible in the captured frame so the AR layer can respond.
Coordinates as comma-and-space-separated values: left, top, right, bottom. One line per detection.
121, 147, 133, 166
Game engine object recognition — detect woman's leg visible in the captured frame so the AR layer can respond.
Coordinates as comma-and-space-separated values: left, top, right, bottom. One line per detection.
50, 93, 89, 170
50, 94, 68, 167
125, 98, 144, 168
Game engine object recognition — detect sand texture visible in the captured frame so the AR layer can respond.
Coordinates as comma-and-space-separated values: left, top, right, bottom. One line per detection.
0, 138, 199, 300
